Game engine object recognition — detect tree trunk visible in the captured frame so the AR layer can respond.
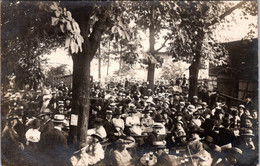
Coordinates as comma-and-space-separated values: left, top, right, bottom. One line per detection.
98, 45, 101, 82
107, 41, 110, 76
147, 4, 155, 90
119, 43, 122, 75
147, 63, 155, 89
188, 52, 201, 101
68, 53, 91, 147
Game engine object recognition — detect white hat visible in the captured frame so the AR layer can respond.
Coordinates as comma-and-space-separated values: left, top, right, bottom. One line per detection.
239, 105, 245, 109
53, 114, 65, 123
25, 129, 41, 143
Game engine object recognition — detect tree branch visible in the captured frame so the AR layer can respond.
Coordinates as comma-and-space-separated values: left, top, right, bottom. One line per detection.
206, 1, 245, 28
154, 38, 168, 53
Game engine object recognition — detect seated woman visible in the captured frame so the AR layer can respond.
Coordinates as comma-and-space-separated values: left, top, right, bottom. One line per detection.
173, 121, 187, 146
112, 109, 125, 137
125, 108, 142, 135
85, 133, 105, 165
111, 138, 135, 166
87, 118, 107, 140
186, 126, 213, 166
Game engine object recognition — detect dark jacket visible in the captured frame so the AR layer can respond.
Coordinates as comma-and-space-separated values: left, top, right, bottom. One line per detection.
39, 128, 70, 166
39, 119, 54, 134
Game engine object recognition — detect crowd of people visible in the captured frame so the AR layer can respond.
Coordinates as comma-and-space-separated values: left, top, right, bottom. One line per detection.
1, 77, 258, 166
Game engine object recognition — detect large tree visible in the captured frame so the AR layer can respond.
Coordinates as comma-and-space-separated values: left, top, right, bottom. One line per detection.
131, 1, 173, 89
45, 1, 135, 146
2, 1, 133, 147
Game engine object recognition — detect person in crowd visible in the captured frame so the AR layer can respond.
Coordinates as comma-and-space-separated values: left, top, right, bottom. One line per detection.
39, 108, 54, 134
2, 115, 25, 165
232, 128, 257, 165
240, 116, 253, 129
111, 138, 134, 166
211, 107, 225, 130
201, 136, 222, 166
140, 109, 154, 129
103, 110, 118, 142
88, 118, 107, 140
125, 105, 141, 135
112, 108, 125, 137
238, 104, 245, 117
216, 147, 243, 166
25, 118, 41, 151
143, 123, 166, 152
230, 108, 241, 128
216, 118, 236, 146
85, 133, 105, 165
38, 114, 70, 166
186, 126, 212, 166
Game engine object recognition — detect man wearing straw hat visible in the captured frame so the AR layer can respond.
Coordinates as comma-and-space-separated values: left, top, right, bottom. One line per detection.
39, 114, 70, 166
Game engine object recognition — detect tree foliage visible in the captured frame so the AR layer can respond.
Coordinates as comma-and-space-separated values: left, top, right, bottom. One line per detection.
1, 2, 64, 89
44, 64, 68, 87
167, 1, 257, 66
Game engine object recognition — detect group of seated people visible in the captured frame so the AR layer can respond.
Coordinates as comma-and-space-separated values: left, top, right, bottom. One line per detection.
1, 80, 258, 166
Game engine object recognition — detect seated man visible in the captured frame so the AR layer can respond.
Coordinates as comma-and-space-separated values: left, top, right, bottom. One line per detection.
143, 123, 166, 153
216, 147, 243, 166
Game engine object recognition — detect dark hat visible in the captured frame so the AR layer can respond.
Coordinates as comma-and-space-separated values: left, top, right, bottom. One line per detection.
193, 111, 201, 115
240, 129, 254, 137
115, 137, 135, 145
143, 109, 151, 114
154, 114, 165, 123
232, 109, 239, 116
152, 145, 167, 149
202, 136, 214, 144
152, 124, 164, 129
114, 109, 122, 115
42, 108, 52, 115
94, 118, 103, 123
91, 133, 103, 142
128, 108, 137, 114
222, 118, 232, 127
175, 111, 183, 116
176, 121, 184, 127
106, 110, 113, 114
162, 110, 169, 115
189, 126, 202, 134
223, 147, 243, 156
215, 107, 224, 115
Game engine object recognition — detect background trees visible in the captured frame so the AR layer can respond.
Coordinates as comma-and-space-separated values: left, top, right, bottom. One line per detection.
44, 64, 69, 87
167, 1, 257, 99
2, 1, 63, 90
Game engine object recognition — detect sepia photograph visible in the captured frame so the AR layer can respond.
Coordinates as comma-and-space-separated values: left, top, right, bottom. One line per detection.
1, 1, 258, 165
